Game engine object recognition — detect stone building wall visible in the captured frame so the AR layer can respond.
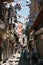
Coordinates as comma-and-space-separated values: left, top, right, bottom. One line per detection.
36, 33, 43, 59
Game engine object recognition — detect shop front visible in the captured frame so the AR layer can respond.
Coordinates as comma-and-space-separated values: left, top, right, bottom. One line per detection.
0, 20, 5, 61
2, 30, 14, 62
28, 9, 43, 59
32, 10, 43, 59
35, 28, 43, 59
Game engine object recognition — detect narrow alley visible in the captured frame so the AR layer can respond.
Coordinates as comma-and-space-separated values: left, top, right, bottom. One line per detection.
2, 52, 30, 65
0, 0, 43, 65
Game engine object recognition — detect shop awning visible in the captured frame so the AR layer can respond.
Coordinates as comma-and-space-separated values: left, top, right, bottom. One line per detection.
3, 0, 14, 2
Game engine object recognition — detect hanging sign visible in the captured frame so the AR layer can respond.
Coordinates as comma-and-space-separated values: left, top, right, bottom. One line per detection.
0, 24, 5, 29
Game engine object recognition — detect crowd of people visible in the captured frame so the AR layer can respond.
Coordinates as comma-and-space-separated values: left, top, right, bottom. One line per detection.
0, 36, 42, 65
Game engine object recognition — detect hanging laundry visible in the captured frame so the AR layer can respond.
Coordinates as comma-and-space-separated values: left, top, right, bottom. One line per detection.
14, 2, 22, 11
8, 4, 15, 18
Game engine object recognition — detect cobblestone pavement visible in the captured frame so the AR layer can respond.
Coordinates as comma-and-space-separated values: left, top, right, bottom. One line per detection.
2, 52, 30, 65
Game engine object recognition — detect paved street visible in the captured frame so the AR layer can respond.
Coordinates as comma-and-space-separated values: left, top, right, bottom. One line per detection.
2, 52, 30, 65
2, 52, 21, 65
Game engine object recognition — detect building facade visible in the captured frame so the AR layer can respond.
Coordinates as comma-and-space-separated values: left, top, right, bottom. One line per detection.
28, 0, 43, 59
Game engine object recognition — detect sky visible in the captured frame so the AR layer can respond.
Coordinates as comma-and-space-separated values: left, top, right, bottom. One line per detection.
5, 0, 30, 24
16, 0, 30, 24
